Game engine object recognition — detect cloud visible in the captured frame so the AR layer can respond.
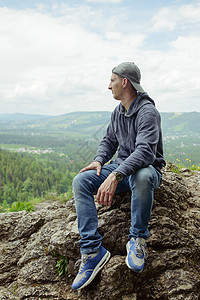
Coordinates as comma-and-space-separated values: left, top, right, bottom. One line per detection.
151, 7, 176, 31
0, 6, 146, 115
0, 2, 199, 115
151, 3, 200, 31
141, 33, 200, 112
86, 0, 122, 3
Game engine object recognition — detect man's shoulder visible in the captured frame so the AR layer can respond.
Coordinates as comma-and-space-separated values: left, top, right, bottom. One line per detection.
135, 104, 161, 127
137, 101, 160, 116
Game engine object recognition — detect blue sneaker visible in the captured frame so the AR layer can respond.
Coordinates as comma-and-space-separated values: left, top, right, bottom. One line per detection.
72, 246, 111, 290
125, 237, 147, 273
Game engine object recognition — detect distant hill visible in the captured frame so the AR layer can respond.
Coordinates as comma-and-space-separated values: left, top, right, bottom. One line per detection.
0, 111, 199, 166
0, 113, 54, 123
40, 111, 112, 135
161, 112, 200, 135
0, 111, 112, 138
0, 111, 199, 136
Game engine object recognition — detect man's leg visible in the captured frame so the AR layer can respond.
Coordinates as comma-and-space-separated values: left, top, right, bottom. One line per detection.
72, 163, 118, 290
126, 166, 162, 272
72, 163, 120, 253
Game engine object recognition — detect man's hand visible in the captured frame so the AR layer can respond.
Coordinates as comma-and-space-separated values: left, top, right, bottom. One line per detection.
96, 173, 118, 206
79, 161, 102, 176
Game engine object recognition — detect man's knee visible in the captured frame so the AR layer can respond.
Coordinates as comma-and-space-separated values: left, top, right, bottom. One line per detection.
72, 172, 87, 191
135, 167, 154, 185
72, 173, 80, 190
72, 170, 97, 193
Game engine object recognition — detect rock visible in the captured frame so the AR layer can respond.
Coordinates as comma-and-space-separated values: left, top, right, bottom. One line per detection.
179, 168, 193, 177
0, 166, 200, 299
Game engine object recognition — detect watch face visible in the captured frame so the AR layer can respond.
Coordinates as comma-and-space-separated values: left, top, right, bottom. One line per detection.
117, 174, 123, 181
112, 171, 123, 181
115, 172, 123, 181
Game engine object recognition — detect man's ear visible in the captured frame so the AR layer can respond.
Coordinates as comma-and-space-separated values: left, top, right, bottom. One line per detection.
122, 78, 128, 88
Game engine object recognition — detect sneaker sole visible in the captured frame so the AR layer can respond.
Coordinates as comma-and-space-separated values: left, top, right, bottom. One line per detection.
77, 250, 111, 290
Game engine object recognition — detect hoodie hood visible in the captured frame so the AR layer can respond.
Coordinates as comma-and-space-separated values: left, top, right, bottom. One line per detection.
118, 92, 155, 117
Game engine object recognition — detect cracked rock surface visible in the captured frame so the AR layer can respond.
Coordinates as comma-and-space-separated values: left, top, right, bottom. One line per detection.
0, 165, 199, 299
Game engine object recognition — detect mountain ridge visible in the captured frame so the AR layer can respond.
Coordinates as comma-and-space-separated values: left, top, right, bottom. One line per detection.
0, 113, 54, 122
0, 111, 199, 136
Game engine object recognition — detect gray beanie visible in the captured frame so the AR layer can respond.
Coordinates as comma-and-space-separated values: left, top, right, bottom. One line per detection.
112, 62, 145, 93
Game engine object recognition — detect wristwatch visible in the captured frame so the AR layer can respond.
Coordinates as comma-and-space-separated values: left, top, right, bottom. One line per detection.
112, 171, 124, 182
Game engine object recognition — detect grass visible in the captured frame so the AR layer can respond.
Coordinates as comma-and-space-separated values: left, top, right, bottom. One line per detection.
55, 256, 68, 276
175, 158, 200, 170
0, 200, 35, 213
0, 190, 73, 214
169, 158, 200, 173
51, 252, 68, 276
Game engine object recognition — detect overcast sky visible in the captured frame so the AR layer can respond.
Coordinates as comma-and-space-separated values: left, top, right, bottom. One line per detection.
0, 0, 199, 115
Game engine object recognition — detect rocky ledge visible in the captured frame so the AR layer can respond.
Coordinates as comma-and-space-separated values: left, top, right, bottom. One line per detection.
0, 165, 200, 299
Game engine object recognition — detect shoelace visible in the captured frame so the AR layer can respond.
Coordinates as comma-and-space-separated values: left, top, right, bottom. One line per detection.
135, 239, 147, 259
74, 254, 88, 272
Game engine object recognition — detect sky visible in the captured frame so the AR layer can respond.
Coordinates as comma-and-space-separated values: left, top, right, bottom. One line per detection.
0, 0, 199, 116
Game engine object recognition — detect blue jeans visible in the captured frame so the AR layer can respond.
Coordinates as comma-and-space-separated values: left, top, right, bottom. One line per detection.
72, 163, 162, 254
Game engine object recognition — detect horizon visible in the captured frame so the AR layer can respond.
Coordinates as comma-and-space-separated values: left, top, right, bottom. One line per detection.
0, 110, 200, 118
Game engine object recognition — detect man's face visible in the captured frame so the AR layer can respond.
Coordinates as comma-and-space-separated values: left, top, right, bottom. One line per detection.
108, 73, 123, 100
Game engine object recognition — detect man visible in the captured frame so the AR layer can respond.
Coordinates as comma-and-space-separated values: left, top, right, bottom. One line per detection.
72, 62, 166, 290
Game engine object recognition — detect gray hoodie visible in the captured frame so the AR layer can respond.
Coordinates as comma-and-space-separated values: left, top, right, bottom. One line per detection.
94, 93, 166, 177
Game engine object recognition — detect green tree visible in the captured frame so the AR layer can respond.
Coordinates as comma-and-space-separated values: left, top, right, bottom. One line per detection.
22, 177, 33, 194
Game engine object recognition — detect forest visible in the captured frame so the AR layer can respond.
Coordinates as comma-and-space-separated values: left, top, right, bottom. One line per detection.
0, 149, 77, 212
1, 135, 199, 213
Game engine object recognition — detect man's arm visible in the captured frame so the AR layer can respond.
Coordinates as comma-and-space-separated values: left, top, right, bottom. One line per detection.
115, 109, 160, 177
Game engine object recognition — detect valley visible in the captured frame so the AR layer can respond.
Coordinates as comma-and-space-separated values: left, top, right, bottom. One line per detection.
0, 111, 199, 213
